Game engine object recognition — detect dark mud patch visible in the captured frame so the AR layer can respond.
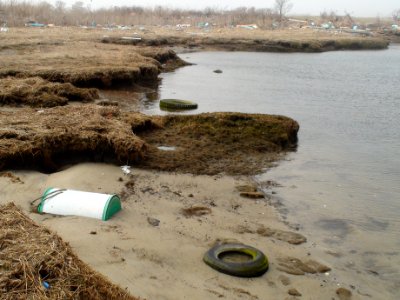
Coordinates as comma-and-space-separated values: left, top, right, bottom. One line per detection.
180, 206, 212, 217
336, 287, 353, 300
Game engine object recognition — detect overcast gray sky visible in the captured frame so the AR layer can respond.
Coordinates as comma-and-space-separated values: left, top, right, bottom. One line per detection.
42, 0, 399, 17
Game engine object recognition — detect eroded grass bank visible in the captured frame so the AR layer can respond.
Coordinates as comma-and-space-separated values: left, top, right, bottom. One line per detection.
0, 28, 187, 88
0, 105, 299, 175
101, 27, 389, 52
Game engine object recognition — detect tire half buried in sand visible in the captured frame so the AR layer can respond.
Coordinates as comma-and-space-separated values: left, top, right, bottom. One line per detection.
159, 99, 198, 110
203, 243, 269, 277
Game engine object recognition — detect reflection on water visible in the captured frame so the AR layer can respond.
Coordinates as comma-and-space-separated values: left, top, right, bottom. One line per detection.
99, 82, 160, 111
141, 46, 400, 298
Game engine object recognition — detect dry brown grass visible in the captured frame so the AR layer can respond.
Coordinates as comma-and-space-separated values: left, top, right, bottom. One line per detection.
0, 28, 185, 88
0, 77, 98, 107
135, 113, 299, 175
101, 27, 389, 52
0, 202, 138, 300
0, 27, 303, 175
0, 105, 150, 171
0, 105, 298, 175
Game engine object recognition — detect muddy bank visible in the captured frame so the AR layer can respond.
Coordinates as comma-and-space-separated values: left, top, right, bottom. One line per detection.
102, 34, 389, 52
0, 105, 298, 174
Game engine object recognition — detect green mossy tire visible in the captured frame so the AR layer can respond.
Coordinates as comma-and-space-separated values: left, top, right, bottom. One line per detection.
203, 243, 269, 277
159, 99, 198, 110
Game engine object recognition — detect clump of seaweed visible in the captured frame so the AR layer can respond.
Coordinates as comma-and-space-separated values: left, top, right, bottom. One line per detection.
136, 113, 299, 175
0, 202, 138, 300
0, 77, 99, 107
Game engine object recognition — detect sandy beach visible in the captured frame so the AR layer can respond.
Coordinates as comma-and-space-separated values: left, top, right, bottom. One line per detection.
0, 163, 358, 299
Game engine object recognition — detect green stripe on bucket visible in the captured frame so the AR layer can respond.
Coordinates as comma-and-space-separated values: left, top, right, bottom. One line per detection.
102, 195, 122, 221
38, 187, 56, 213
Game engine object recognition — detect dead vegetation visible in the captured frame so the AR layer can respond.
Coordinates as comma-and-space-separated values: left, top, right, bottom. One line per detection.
0, 106, 298, 175
0, 105, 148, 171
0, 202, 137, 300
135, 113, 299, 175
0, 77, 99, 107
0, 28, 185, 88
101, 28, 389, 52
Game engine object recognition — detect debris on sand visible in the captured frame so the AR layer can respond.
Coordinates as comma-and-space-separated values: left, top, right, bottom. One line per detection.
336, 287, 353, 300
277, 257, 331, 275
0, 77, 99, 107
181, 206, 212, 217
0, 203, 138, 300
240, 191, 265, 199
0, 171, 24, 184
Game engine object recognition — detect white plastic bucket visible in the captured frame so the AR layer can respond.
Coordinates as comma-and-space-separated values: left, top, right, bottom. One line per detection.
38, 188, 121, 221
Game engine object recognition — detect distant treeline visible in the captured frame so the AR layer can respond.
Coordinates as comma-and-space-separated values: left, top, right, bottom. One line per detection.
0, 1, 398, 28
0, 0, 288, 28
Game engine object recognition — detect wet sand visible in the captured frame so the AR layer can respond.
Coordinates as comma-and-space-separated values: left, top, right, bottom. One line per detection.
0, 163, 359, 299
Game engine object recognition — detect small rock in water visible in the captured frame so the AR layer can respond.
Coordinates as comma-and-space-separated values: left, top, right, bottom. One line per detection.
213, 69, 223, 74
147, 217, 160, 227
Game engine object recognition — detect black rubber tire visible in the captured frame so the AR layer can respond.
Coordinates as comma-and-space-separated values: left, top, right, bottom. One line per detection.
159, 99, 198, 110
203, 243, 269, 277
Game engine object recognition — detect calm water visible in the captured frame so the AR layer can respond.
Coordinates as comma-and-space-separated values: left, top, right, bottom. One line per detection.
142, 46, 400, 298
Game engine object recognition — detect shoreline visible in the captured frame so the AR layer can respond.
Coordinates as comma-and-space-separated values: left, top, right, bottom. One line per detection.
0, 27, 393, 299
0, 163, 359, 299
